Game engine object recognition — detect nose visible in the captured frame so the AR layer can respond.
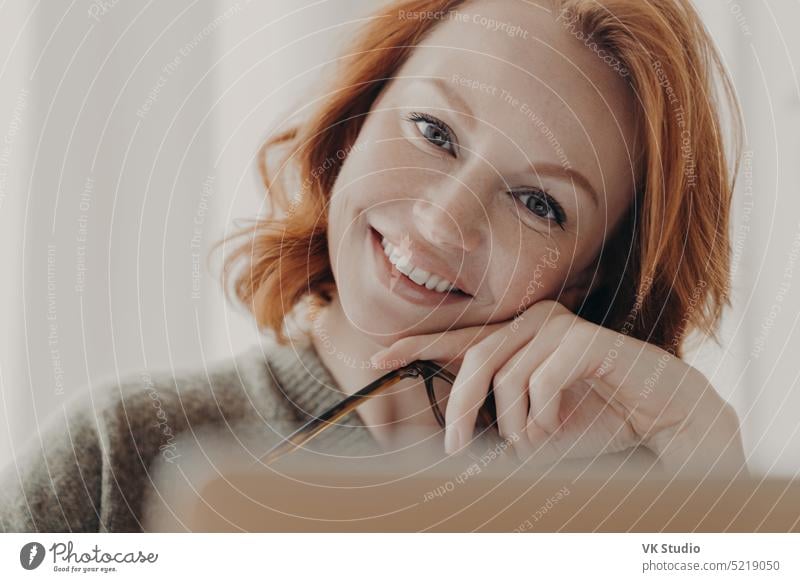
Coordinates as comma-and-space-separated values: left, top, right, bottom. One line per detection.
411, 181, 484, 253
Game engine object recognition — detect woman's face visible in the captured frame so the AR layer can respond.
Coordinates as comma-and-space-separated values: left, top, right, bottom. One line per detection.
327, 0, 637, 343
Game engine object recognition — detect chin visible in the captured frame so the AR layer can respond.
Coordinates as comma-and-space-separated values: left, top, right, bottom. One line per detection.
337, 283, 427, 341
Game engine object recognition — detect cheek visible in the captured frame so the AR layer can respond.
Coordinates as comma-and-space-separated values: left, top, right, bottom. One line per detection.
326, 152, 373, 242
329, 130, 410, 214
490, 244, 568, 311
326, 144, 404, 274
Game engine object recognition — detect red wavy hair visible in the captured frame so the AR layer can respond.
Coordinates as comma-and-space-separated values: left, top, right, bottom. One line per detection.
218, 0, 741, 358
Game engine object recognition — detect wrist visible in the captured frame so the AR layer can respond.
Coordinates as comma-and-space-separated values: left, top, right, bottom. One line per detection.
646, 392, 747, 477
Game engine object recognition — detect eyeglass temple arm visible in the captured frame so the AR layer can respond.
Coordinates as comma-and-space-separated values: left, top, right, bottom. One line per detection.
419, 362, 496, 433
258, 364, 432, 466
257, 361, 497, 466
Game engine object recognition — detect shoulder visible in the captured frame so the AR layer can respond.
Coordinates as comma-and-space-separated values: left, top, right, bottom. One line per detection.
0, 343, 289, 532
92, 344, 294, 528
97, 344, 277, 448
0, 386, 105, 532
95, 341, 300, 452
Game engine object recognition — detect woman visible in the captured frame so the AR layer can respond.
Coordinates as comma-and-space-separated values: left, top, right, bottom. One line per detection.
0, 0, 746, 532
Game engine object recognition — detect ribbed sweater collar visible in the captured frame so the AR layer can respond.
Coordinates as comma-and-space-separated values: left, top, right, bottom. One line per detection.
259, 334, 382, 456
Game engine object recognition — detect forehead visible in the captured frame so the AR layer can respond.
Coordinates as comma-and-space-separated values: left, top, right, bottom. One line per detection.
403, 0, 630, 100
389, 0, 637, 201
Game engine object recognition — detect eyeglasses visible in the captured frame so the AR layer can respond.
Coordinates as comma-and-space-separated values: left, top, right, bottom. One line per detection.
259, 360, 496, 465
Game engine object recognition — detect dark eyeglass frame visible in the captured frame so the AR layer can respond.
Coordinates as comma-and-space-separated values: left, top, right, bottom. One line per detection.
259, 360, 495, 465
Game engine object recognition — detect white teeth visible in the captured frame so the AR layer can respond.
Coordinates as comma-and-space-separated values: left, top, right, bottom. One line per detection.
424, 275, 441, 290
380, 236, 462, 295
396, 257, 413, 275
409, 267, 430, 285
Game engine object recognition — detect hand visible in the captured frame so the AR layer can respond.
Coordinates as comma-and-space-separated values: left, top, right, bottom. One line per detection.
370, 300, 747, 476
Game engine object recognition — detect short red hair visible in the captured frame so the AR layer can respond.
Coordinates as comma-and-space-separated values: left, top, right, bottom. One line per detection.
219, 0, 741, 358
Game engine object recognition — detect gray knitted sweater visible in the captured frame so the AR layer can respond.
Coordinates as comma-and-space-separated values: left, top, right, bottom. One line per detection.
0, 336, 383, 532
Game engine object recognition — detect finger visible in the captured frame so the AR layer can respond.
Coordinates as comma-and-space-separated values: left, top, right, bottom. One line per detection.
480, 310, 582, 436
528, 325, 603, 434
491, 315, 587, 459
370, 299, 569, 367
443, 341, 507, 454
523, 383, 638, 466
443, 333, 537, 453
493, 347, 537, 458
369, 321, 505, 369
442, 302, 573, 453
367, 300, 574, 455
492, 376, 532, 457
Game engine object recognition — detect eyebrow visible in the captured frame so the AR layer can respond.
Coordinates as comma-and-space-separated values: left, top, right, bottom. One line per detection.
412, 77, 477, 129
415, 77, 600, 208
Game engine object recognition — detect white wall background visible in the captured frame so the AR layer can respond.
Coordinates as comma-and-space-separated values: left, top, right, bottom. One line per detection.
0, 0, 798, 477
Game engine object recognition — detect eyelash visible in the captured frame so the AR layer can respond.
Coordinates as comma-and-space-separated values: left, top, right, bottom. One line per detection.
404, 111, 458, 156
511, 188, 567, 230
404, 111, 568, 230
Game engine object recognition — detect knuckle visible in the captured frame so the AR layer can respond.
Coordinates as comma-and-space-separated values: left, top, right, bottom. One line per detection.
548, 318, 588, 351
532, 299, 560, 312
495, 365, 525, 393
394, 336, 415, 352
529, 366, 553, 391
493, 363, 514, 388
552, 310, 579, 328
563, 325, 592, 351
543, 311, 570, 332
574, 319, 597, 340
533, 298, 571, 316
463, 343, 490, 364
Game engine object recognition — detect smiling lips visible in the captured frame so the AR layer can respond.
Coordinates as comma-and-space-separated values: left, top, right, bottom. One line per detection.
369, 225, 472, 299
367, 224, 477, 309
378, 234, 468, 296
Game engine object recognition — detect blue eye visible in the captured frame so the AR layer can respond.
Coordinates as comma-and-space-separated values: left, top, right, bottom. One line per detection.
405, 112, 458, 157
513, 188, 567, 230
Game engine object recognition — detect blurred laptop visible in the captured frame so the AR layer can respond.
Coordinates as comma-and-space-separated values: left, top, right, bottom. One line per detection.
143, 428, 800, 532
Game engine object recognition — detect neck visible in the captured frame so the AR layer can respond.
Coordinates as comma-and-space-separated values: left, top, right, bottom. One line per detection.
308, 293, 442, 451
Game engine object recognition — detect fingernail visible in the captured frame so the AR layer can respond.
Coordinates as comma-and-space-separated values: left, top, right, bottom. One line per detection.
444, 426, 461, 454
